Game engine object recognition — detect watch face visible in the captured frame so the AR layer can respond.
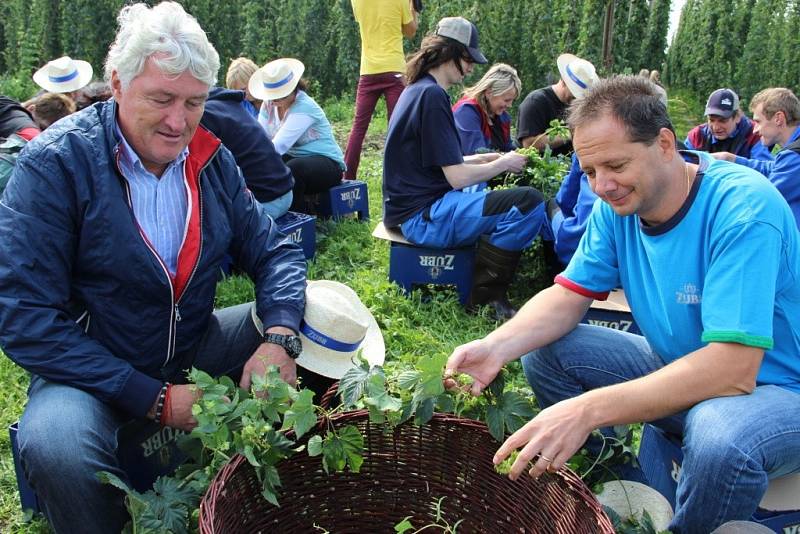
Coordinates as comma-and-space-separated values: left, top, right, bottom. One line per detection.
286, 336, 303, 358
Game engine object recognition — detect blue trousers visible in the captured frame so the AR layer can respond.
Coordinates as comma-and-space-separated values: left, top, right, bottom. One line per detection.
522, 324, 800, 534
260, 189, 293, 220
17, 302, 264, 533
400, 187, 546, 251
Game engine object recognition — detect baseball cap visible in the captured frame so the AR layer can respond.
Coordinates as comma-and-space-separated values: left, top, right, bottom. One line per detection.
435, 17, 487, 64
705, 88, 740, 118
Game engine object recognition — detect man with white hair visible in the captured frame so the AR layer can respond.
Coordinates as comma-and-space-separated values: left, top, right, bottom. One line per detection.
0, 3, 306, 531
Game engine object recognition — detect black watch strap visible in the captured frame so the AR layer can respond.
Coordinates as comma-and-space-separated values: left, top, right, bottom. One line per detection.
264, 332, 302, 359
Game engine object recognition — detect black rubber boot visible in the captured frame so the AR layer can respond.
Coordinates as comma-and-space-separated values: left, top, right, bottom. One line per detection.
467, 238, 523, 321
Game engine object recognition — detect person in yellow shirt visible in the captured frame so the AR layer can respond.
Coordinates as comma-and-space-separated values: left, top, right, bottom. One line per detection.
344, 0, 418, 180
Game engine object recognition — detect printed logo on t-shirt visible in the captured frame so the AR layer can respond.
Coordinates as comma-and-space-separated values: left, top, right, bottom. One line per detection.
675, 283, 701, 305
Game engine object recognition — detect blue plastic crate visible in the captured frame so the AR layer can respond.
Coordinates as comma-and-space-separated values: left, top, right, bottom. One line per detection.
276, 211, 316, 260
581, 289, 641, 335
638, 423, 800, 532
317, 180, 369, 221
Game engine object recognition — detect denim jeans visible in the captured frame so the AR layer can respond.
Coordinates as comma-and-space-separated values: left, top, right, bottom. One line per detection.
522, 324, 800, 534
260, 189, 293, 220
17, 302, 264, 533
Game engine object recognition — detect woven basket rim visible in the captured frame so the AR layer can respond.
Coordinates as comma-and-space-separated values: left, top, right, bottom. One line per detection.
198, 410, 614, 533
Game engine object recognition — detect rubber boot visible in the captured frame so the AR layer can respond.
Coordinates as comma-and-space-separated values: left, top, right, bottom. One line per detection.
466, 238, 523, 320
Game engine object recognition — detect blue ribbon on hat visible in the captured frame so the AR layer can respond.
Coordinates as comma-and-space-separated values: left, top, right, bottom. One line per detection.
300, 320, 365, 353
263, 71, 294, 89
49, 69, 79, 84
565, 64, 587, 90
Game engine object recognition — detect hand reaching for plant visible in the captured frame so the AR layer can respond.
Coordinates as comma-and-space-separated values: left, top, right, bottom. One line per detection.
444, 339, 505, 396
493, 395, 594, 481
241, 341, 297, 390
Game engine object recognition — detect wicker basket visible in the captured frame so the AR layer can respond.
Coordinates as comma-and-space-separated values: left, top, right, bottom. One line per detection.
199, 411, 614, 533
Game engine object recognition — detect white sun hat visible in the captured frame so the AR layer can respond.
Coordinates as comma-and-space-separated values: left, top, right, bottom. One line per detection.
557, 53, 599, 99
296, 280, 385, 379
248, 58, 305, 102
33, 56, 93, 93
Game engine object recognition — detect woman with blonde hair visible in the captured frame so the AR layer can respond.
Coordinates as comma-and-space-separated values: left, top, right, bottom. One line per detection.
225, 57, 262, 117
452, 63, 521, 155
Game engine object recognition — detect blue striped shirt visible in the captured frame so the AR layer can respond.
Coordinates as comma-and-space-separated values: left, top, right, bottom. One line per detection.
115, 122, 189, 276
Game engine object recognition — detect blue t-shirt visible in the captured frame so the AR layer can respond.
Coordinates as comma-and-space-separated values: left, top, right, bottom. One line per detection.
382, 74, 464, 227
558, 151, 800, 393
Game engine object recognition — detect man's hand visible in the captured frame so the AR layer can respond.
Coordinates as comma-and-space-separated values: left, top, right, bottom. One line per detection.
710, 151, 736, 162
161, 384, 202, 432
493, 396, 595, 480
444, 339, 505, 396
499, 151, 528, 173
240, 326, 298, 390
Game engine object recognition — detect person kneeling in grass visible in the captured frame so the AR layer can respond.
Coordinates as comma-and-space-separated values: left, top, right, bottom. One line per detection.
446, 76, 800, 533
382, 17, 547, 320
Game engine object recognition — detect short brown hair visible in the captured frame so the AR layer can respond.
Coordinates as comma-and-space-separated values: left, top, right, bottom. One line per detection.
31, 92, 76, 129
567, 75, 674, 145
406, 34, 469, 85
749, 88, 800, 124
225, 57, 258, 90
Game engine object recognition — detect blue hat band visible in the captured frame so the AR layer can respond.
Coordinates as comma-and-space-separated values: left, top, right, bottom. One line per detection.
263, 71, 294, 89
565, 65, 587, 90
300, 320, 365, 353
49, 69, 79, 84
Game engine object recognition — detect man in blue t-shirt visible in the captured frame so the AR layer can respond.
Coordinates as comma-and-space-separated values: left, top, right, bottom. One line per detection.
444, 76, 800, 533
383, 16, 546, 320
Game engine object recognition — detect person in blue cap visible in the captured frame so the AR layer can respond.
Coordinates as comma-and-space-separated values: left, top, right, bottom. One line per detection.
685, 88, 773, 161
382, 16, 548, 320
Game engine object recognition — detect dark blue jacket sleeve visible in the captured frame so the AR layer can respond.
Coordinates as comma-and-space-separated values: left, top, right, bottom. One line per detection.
453, 104, 488, 156
0, 148, 163, 416
554, 172, 598, 266
555, 154, 583, 218
220, 148, 306, 333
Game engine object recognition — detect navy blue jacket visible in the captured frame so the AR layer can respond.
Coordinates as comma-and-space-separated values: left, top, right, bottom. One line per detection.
0, 100, 306, 417
201, 88, 294, 203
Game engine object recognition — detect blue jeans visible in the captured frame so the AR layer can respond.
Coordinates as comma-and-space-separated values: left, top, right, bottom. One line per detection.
522, 324, 800, 534
260, 189, 293, 220
17, 302, 264, 533
400, 188, 546, 251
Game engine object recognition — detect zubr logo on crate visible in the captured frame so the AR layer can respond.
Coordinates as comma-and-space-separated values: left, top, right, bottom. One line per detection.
141, 427, 186, 465
419, 253, 455, 279
286, 228, 303, 244
586, 318, 633, 332
340, 187, 361, 209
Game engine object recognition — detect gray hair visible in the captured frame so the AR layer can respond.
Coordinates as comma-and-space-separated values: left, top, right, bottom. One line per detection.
104, 2, 219, 89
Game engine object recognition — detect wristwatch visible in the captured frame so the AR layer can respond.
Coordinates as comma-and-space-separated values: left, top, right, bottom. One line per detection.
264, 333, 303, 359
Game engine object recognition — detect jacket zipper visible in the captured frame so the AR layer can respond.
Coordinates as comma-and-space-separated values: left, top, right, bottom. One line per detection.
116, 149, 177, 366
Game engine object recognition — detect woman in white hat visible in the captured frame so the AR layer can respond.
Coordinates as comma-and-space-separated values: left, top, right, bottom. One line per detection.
250, 58, 346, 214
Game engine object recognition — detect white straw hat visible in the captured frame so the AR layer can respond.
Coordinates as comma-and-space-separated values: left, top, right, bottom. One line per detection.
296, 280, 385, 379
557, 53, 598, 99
33, 56, 93, 93
248, 58, 305, 102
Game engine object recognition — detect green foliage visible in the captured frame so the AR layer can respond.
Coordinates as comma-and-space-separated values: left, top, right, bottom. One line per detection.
394, 497, 464, 533
0, 0, 666, 102
666, 0, 798, 105
604, 506, 671, 534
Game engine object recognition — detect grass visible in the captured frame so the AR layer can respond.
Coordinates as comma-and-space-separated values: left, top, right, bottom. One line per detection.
0, 92, 701, 532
